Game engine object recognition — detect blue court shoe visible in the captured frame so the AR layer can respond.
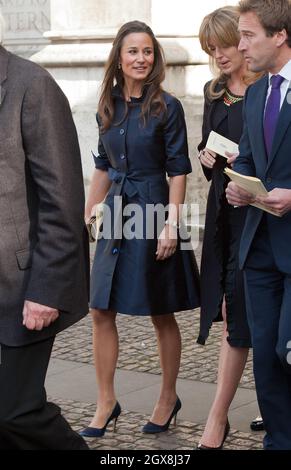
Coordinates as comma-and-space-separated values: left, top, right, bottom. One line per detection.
79, 401, 121, 438
142, 397, 182, 433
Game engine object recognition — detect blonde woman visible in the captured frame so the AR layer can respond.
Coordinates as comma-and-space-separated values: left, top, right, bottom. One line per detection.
197, 6, 263, 449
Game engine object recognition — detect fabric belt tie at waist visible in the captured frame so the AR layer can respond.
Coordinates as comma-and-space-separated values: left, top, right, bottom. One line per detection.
108, 167, 165, 199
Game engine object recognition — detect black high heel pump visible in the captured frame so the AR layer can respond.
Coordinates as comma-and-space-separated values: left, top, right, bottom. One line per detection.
197, 419, 230, 450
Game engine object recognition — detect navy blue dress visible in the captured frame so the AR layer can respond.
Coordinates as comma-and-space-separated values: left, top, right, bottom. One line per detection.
90, 86, 200, 315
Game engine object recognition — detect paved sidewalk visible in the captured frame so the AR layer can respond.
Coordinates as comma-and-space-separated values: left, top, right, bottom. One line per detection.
50, 397, 263, 450
45, 241, 264, 450
47, 312, 263, 450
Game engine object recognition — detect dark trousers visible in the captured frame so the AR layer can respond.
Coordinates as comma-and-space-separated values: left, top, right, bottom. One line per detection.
244, 221, 291, 450
0, 336, 89, 450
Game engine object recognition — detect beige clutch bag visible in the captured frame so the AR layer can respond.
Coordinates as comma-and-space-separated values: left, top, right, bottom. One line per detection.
86, 203, 104, 243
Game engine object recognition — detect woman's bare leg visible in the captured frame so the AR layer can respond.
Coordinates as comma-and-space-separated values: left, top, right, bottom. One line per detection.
88, 308, 119, 428
149, 313, 181, 424
199, 299, 249, 447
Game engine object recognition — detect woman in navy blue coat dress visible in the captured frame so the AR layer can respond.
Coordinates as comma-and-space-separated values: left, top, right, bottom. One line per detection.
80, 21, 200, 437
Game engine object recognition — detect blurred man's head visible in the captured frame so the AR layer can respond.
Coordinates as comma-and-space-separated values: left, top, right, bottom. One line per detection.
0, 11, 5, 45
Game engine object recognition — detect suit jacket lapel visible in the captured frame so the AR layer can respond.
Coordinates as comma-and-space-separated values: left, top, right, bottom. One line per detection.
208, 82, 228, 131
267, 86, 291, 170
0, 46, 9, 108
210, 100, 228, 131
249, 76, 268, 172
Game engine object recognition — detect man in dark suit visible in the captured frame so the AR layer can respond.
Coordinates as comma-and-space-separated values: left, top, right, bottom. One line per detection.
226, 0, 291, 450
0, 15, 89, 449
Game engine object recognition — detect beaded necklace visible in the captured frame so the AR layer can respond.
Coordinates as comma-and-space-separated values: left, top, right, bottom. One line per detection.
224, 87, 244, 107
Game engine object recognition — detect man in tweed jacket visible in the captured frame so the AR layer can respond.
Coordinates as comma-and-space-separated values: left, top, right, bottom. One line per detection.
0, 13, 89, 449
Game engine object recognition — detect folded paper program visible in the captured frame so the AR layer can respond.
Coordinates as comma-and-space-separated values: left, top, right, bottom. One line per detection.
206, 131, 239, 158
225, 168, 281, 217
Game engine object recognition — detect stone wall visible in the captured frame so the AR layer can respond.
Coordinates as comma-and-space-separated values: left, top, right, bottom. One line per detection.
1, 0, 234, 221
1, 0, 50, 56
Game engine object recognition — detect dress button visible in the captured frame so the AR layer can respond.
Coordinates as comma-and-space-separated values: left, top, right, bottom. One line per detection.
112, 248, 119, 255
120, 154, 126, 160
120, 129, 125, 135
266, 177, 272, 183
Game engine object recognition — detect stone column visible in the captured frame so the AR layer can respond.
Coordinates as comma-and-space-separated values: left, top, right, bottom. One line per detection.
151, 0, 233, 215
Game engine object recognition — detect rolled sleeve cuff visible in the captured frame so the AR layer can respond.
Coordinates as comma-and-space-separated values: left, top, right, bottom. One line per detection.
166, 155, 192, 177
92, 151, 111, 171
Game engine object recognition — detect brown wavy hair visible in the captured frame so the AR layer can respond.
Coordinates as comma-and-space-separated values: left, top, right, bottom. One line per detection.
199, 5, 262, 101
98, 20, 166, 131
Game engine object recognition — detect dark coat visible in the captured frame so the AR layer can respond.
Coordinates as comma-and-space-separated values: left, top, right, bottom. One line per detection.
90, 87, 200, 315
197, 82, 248, 344
0, 46, 89, 346
235, 75, 291, 272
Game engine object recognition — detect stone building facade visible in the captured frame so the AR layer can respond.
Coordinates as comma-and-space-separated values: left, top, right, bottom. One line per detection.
1, 0, 235, 222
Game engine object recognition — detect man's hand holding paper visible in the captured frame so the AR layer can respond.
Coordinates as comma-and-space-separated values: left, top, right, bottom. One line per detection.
256, 189, 291, 217
203, 131, 290, 216
225, 168, 282, 217
226, 181, 256, 207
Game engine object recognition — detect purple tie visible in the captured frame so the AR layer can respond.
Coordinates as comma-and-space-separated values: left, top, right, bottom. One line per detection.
264, 74, 284, 157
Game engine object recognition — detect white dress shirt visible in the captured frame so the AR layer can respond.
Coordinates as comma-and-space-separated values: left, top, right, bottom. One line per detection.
265, 59, 291, 111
